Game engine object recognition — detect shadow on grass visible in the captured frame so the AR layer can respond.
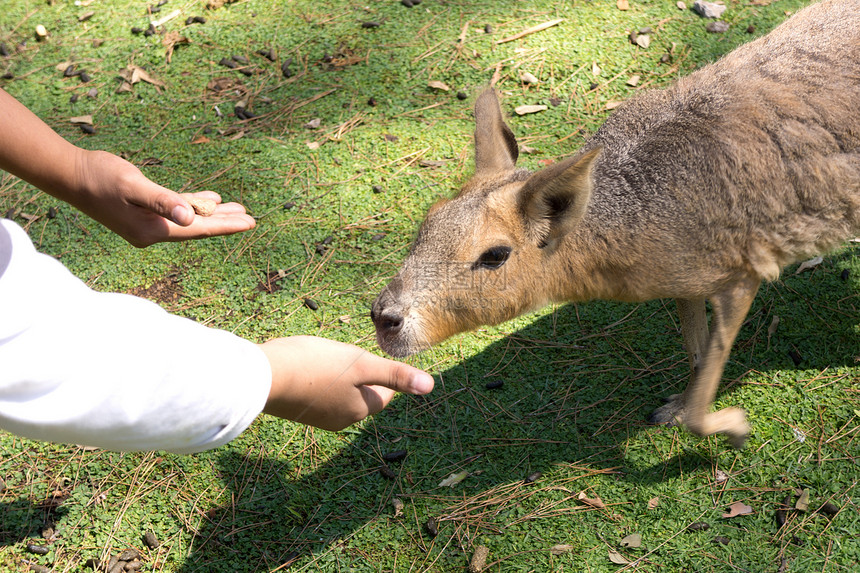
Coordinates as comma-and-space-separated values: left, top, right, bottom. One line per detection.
176, 248, 859, 571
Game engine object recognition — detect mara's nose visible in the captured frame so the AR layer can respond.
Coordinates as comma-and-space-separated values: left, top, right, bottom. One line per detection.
371, 304, 404, 335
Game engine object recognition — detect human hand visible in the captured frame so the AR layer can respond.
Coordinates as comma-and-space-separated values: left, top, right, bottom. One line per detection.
258, 336, 434, 431
0, 89, 256, 247
72, 149, 256, 247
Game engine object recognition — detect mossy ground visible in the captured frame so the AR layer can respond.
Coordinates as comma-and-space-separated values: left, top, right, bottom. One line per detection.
1, 1, 857, 571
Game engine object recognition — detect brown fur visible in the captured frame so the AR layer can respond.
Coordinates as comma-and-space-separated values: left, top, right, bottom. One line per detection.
371, 0, 860, 447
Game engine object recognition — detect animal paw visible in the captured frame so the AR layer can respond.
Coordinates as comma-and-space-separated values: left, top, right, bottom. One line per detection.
647, 394, 685, 427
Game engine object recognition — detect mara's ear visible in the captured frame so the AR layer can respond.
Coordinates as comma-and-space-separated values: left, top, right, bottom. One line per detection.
474, 89, 519, 175
518, 146, 602, 250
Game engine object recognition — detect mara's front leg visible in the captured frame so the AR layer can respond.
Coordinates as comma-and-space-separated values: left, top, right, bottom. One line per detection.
652, 279, 760, 448
647, 297, 708, 427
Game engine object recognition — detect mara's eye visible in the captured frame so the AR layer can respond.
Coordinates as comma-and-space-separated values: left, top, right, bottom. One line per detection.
474, 246, 512, 270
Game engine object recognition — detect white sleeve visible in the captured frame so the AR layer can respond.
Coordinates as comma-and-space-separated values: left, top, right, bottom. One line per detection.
0, 220, 272, 454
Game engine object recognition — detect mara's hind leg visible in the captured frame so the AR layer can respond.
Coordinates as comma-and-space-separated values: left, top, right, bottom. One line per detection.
651, 278, 760, 448
648, 297, 708, 426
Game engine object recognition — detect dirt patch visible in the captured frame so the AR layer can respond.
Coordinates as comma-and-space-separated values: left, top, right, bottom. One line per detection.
127, 268, 184, 305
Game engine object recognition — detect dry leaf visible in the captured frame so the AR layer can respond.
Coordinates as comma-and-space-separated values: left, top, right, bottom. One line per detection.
768, 315, 780, 337
592, 61, 601, 76
69, 115, 93, 125
428, 80, 451, 91
621, 533, 642, 548
439, 471, 469, 487
550, 544, 575, 555
514, 104, 548, 116
605, 101, 623, 110
627, 74, 640, 87
608, 550, 632, 565
795, 256, 823, 274
520, 71, 539, 84
715, 469, 729, 484
119, 65, 166, 88
162, 31, 189, 63
191, 136, 210, 144
635, 33, 651, 49
722, 501, 753, 518
577, 491, 606, 509
617, 0, 630, 10
647, 497, 659, 510
305, 118, 322, 129
306, 141, 321, 150
795, 489, 810, 512
392, 497, 404, 517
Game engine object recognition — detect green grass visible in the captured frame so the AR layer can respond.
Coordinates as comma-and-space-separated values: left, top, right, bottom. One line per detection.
2, 0, 858, 571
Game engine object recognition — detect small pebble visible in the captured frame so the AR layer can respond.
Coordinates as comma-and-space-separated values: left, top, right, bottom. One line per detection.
401, 0, 414, 6
26, 543, 49, 555
485, 379, 504, 390
107, 561, 126, 573
706, 21, 730, 33
322, 235, 333, 245
484, 24, 493, 34
125, 561, 142, 572
457, 91, 467, 100
688, 521, 710, 531
660, 53, 671, 64
80, 124, 95, 134
692, 0, 727, 18
372, 185, 384, 193
371, 233, 386, 241
29, 565, 50, 573
86, 87, 98, 98
383, 449, 407, 462
283, 201, 296, 210
425, 517, 438, 537
303, 298, 319, 311
69, 93, 79, 104
524, 471, 542, 484
712, 536, 730, 545
144, 530, 159, 549
79, 72, 91, 83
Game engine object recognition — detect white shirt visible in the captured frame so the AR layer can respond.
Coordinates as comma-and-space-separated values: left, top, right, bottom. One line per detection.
0, 219, 271, 454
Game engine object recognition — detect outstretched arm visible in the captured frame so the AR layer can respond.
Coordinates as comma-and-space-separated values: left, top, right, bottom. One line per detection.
0, 88, 255, 247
